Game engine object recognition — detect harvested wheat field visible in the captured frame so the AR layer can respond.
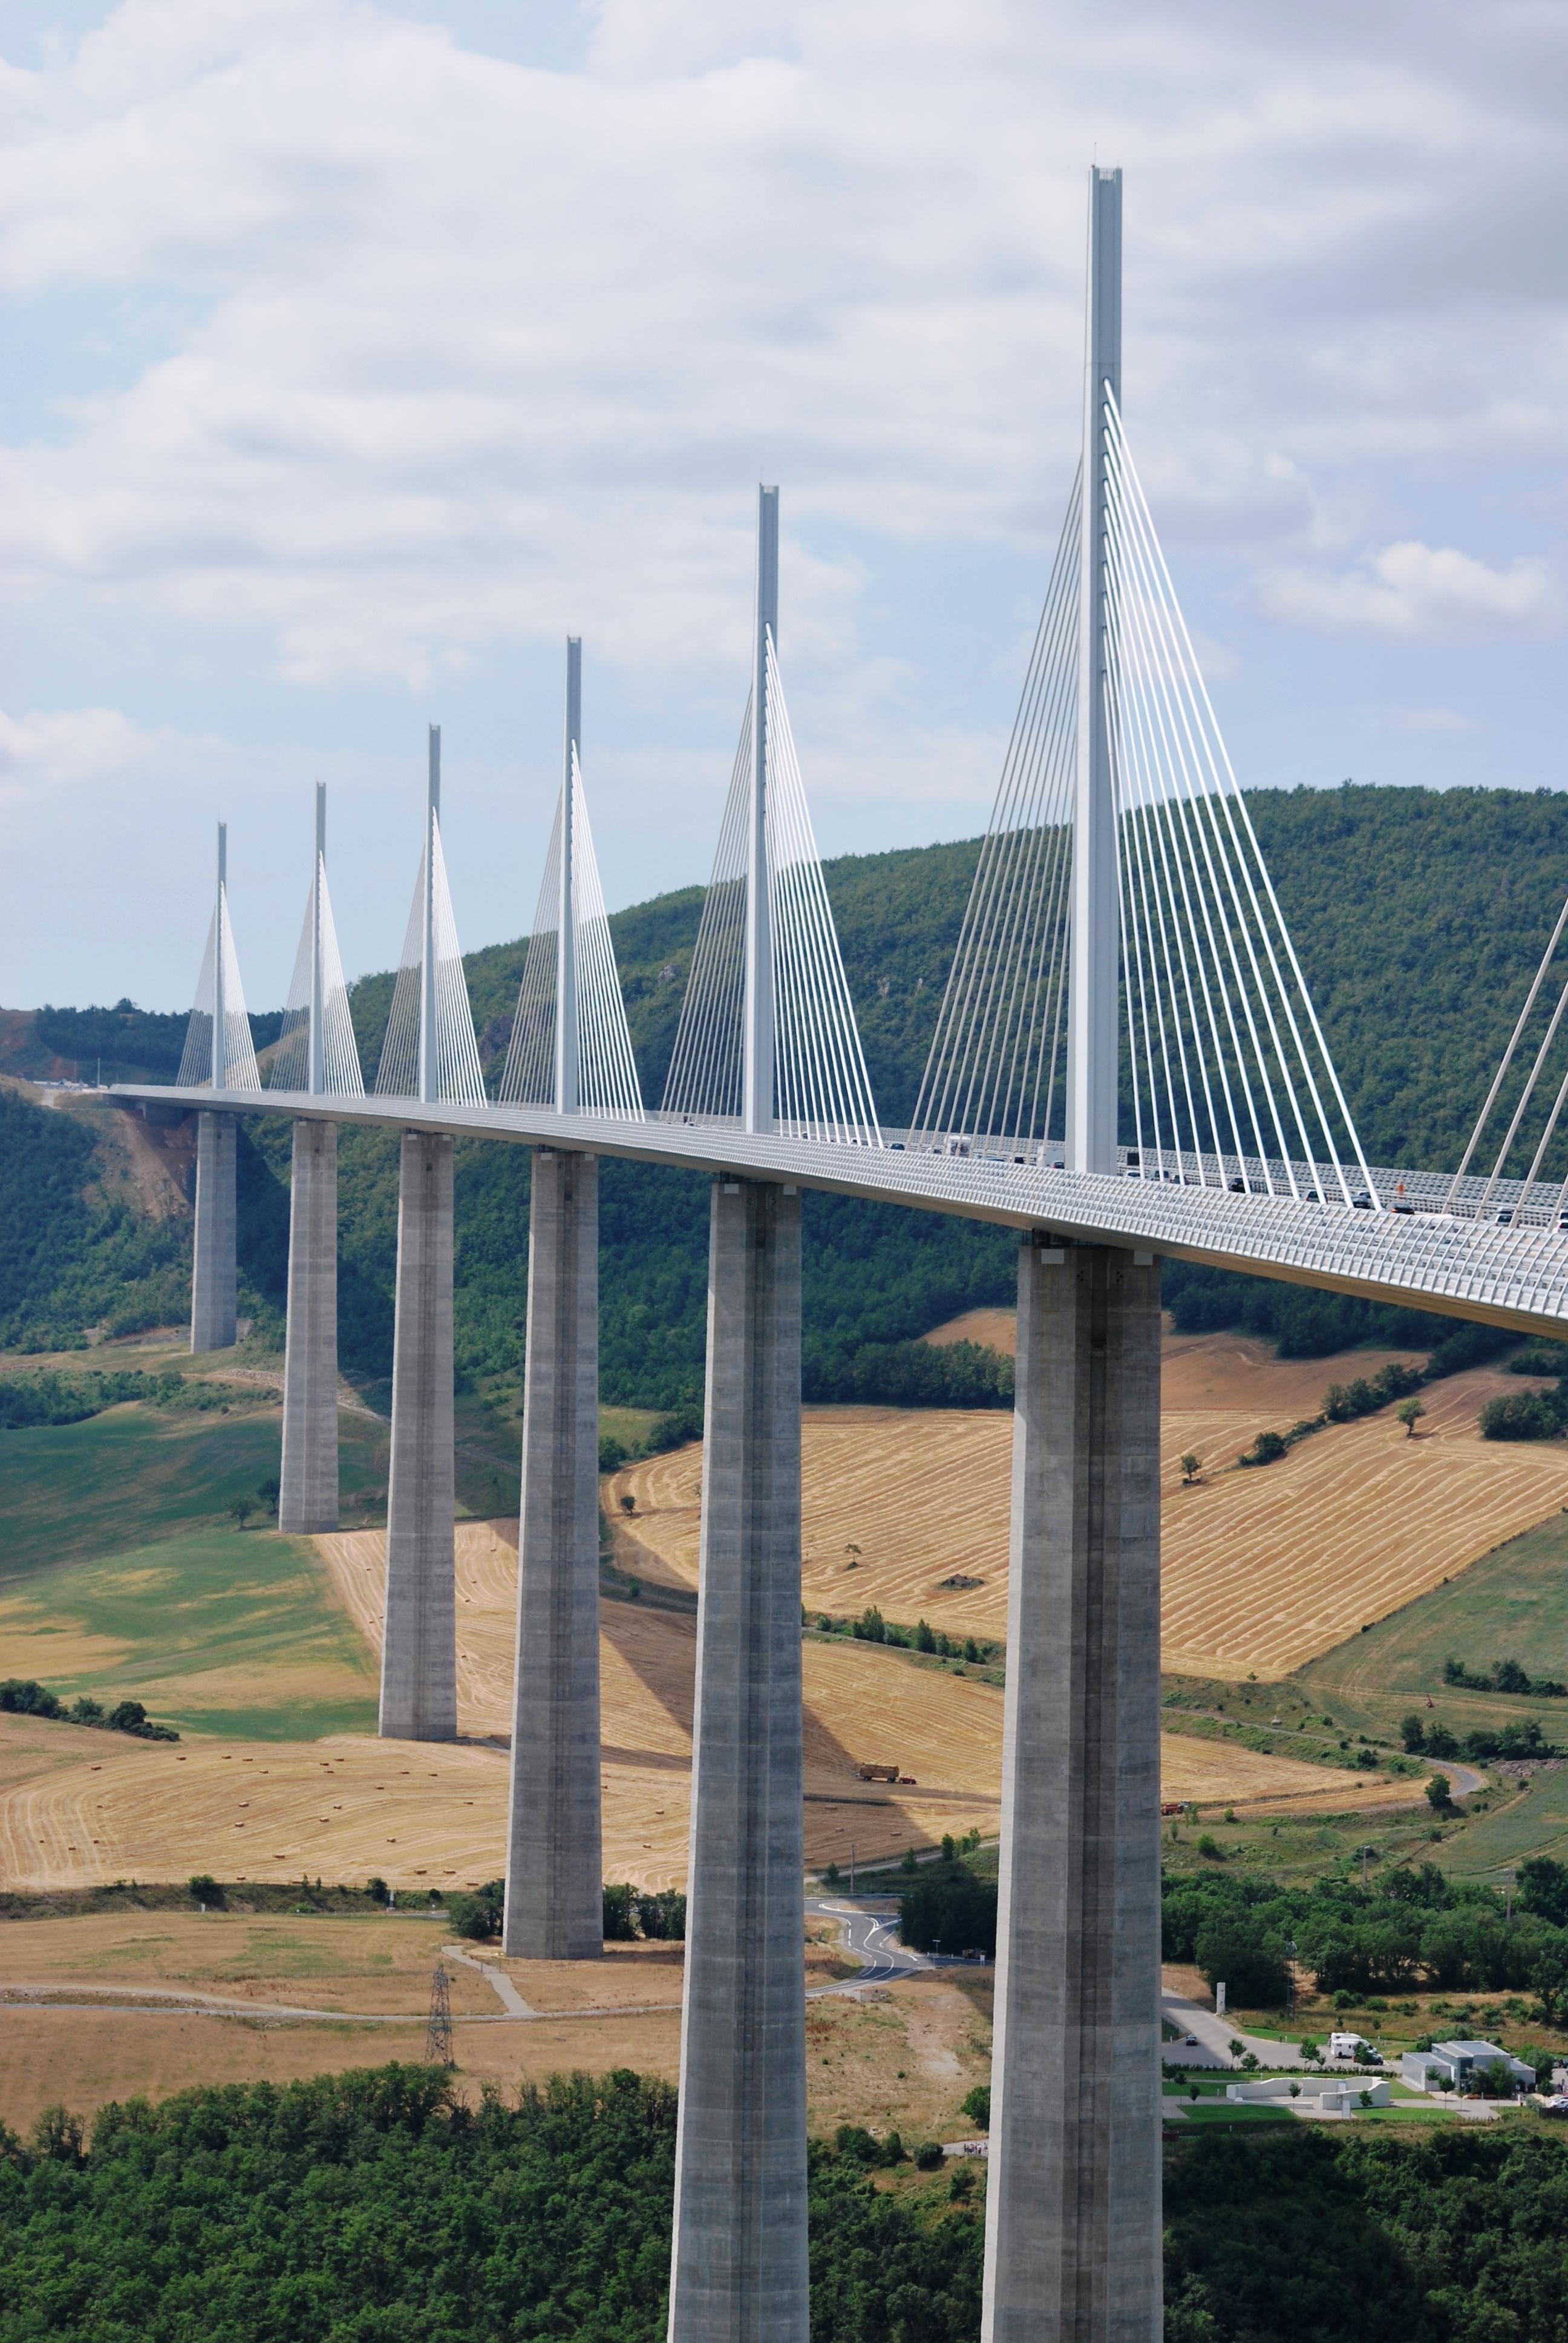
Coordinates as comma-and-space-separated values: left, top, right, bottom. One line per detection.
0, 1959, 989, 2144
610, 1334, 1568, 1680
610, 1414, 1014, 1640
0, 2005, 685, 2141
1160, 1359, 1568, 1679
315, 1532, 1008, 1885
0, 1912, 503, 2016
921, 1307, 1019, 1354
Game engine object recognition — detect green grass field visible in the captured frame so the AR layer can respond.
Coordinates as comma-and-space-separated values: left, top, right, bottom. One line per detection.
1439, 1764, 1568, 1878
0, 1403, 388, 1737
0, 1522, 379, 1738
0, 1400, 391, 1583
1294, 1510, 1568, 1743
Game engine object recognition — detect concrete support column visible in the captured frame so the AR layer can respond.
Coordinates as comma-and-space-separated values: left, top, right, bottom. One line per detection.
668, 1178, 806, 2343
190, 1110, 237, 1353
279, 1119, 339, 1534
503, 1149, 602, 1958
982, 1240, 1162, 2343
379, 1131, 457, 1743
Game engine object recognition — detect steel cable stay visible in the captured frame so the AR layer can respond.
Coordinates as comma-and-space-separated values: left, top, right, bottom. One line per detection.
499, 798, 561, 1106
269, 856, 364, 1096
570, 759, 645, 1119
1103, 436, 1289, 1188
1110, 589, 1210, 1185
1106, 413, 1320, 1196
1102, 398, 1368, 1199
662, 641, 879, 1144
372, 816, 485, 1107
910, 471, 1081, 1153
762, 638, 880, 1145
662, 707, 751, 1123
944, 552, 1077, 1144
1105, 394, 1376, 1205
500, 751, 643, 1119
916, 390, 1372, 1212
178, 879, 263, 1093
1102, 468, 1256, 1179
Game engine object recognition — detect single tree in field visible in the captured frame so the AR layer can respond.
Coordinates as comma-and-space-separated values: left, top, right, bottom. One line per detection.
1426, 1772, 1453, 1813
1180, 1453, 1202, 1484
257, 1475, 281, 1515
1396, 1397, 1425, 1438
229, 1498, 253, 1531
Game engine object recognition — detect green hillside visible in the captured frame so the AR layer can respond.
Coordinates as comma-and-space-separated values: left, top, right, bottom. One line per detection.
11, 785, 1568, 1406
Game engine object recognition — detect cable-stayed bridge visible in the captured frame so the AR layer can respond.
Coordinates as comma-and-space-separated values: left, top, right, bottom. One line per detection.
113, 166, 1568, 2343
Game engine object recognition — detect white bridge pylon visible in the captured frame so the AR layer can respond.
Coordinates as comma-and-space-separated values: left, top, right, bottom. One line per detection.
913, 166, 1378, 1212
269, 784, 364, 1098
177, 822, 262, 1093
500, 638, 644, 1121
662, 486, 881, 1147
373, 726, 486, 1108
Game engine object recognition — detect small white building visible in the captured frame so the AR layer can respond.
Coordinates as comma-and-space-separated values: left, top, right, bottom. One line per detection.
1398, 2040, 1535, 2094
1226, 2076, 1391, 2112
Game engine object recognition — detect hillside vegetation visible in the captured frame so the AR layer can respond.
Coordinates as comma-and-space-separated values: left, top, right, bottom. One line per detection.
1, 2062, 1566, 2343
11, 785, 1568, 1405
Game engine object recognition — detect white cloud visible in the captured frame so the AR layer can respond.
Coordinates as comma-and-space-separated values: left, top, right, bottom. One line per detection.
5, 0, 1568, 1009
0, 0, 1566, 689
1258, 542, 1566, 641
0, 701, 218, 799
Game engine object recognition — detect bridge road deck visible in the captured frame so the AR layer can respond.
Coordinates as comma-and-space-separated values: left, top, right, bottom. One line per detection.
116, 1084, 1568, 1340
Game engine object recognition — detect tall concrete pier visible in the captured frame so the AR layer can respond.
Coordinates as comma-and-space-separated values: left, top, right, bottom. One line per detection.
189, 1110, 237, 1352
379, 1130, 458, 1742
503, 1147, 603, 1958
668, 1177, 808, 2343
982, 1239, 1162, 2343
279, 1118, 339, 1532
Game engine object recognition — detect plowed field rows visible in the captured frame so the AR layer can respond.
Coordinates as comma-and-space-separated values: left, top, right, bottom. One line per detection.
610, 1337, 1568, 1679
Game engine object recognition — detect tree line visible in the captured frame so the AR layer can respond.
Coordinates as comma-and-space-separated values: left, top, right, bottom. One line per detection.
1165, 1856, 1568, 2016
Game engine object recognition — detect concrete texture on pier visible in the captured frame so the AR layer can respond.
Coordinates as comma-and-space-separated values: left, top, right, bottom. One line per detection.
505, 1149, 603, 1959
669, 1179, 808, 2343
379, 1131, 457, 1742
189, 1111, 236, 1354
983, 1244, 1163, 2343
279, 1118, 339, 1533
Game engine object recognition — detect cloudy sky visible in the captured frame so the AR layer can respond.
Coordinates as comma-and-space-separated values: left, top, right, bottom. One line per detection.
2, 0, 1566, 1010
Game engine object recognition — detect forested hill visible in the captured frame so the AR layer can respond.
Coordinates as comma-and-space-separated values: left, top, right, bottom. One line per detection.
10, 784, 1568, 1404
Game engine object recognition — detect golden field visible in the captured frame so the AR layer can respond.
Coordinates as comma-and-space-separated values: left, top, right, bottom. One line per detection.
0, 1585, 1413, 1907
0, 1913, 992, 2144
609, 1331, 1568, 1679
4, 1322, 1524, 1904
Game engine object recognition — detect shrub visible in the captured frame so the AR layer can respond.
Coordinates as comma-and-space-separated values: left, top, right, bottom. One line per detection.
961, 2085, 990, 2131
448, 1880, 503, 1940
1480, 1389, 1566, 1441
188, 1874, 224, 1908
635, 1890, 687, 1941
900, 1874, 998, 1958
0, 1679, 62, 1719
1194, 1912, 1289, 2008
915, 2140, 944, 2170
603, 1883, 638, 1941
1238, 1429, 1287, 1468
